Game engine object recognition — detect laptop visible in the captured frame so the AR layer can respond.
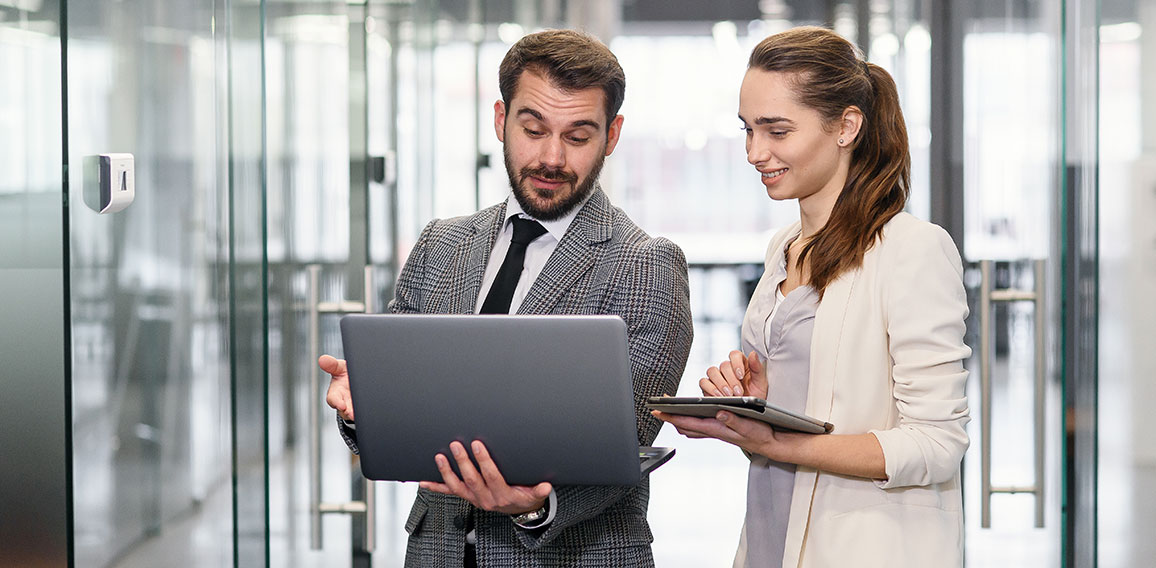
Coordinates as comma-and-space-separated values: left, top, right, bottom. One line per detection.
339, 313, 674, 486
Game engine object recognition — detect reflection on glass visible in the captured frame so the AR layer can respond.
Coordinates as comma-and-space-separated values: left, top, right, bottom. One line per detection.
66, 2, 237, 566
1098, 1, 1155, 566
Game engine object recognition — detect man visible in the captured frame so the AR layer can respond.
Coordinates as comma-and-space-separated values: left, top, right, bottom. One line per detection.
320, 29, 692, 567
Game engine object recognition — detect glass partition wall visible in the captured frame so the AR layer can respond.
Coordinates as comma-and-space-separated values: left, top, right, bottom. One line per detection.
1097, 0, 1156, 566
0, 3, 69, 567
62, 1, 265, 566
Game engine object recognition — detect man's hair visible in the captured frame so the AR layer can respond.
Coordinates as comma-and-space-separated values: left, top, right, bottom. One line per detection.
498, 29, 626, 126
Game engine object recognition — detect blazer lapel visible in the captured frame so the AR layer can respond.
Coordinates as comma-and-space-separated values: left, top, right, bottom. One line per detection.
806, 266, 856, 424
445, 202, 505, 314
516, 189, 612, 315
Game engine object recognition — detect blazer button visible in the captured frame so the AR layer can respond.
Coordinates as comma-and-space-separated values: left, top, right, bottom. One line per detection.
453, 514, 466, 530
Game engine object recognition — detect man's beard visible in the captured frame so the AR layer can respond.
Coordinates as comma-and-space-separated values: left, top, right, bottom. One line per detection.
504, 143, 605, 221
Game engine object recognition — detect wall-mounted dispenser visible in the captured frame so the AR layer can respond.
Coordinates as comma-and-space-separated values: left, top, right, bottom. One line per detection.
83, 153, 135, 214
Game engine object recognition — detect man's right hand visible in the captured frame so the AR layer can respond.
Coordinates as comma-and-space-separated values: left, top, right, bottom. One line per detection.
320, 355, 355, 422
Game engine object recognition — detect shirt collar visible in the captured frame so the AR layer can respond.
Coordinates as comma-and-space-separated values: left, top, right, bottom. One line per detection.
502, 192, 588, 242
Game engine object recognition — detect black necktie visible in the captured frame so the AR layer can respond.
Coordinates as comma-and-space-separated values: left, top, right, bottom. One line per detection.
480, 217, 548, 314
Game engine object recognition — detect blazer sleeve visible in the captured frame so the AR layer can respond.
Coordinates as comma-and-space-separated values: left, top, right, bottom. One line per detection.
513, 237, 695, 549
871, 223, 972, 489
335, 220, 438, 453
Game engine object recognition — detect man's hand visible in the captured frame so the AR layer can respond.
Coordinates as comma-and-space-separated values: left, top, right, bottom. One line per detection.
419, 440, 552, 515
319, 355, 354, 422
699, 350, 768, 400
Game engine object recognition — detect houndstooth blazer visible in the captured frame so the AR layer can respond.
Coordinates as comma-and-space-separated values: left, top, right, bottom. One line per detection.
337, 187, 693, 567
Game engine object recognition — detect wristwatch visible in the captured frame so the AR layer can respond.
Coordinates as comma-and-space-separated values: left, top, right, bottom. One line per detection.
510, 503, 549, 526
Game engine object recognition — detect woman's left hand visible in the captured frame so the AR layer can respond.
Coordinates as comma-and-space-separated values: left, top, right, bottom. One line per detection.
651, 408, 792, 462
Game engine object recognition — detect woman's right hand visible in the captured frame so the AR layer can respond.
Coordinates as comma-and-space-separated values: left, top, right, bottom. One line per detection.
699, 350, 768, 400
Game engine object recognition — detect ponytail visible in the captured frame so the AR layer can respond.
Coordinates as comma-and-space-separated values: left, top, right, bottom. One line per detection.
748, 27, 910, 297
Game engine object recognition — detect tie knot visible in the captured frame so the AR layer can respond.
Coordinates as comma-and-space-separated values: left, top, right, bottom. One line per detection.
510, 216, 548, 245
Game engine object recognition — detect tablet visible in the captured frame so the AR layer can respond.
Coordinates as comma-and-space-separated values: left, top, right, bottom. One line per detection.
646, 396, 834, 434
341, 313, 673, 486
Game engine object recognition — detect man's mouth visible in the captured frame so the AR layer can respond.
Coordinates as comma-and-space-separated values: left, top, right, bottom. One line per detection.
523, 168, 576, 191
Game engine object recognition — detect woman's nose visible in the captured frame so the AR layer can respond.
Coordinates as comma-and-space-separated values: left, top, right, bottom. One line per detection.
747, 138, 769, 165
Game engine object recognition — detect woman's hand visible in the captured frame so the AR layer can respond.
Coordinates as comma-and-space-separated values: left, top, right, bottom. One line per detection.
651, 409, 792, 462
699, 350, 768, 400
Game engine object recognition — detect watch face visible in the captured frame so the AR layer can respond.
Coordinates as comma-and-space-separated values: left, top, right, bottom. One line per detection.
513, 505, 547, 524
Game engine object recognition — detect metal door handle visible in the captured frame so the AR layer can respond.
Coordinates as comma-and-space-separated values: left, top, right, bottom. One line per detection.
309, 265, 377, 551
978, 259, 1046, 528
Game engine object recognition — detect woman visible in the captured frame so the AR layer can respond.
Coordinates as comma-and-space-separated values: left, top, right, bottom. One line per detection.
653, 27, 970, 567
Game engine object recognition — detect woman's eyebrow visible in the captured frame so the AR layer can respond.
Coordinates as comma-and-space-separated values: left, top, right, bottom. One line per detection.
739, 113, 795, 126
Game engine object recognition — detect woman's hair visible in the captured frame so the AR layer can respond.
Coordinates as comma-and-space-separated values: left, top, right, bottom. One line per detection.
499, 29, 626, 127
749, 26, 910, 297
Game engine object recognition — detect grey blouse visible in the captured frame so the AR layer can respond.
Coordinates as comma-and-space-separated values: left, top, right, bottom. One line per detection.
733, 245, 818, 568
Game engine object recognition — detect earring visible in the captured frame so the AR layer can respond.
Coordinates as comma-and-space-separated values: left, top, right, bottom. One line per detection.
838, 138, 845, 145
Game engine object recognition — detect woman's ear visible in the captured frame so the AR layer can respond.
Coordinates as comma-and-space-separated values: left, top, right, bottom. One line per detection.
838, 106, 865, 147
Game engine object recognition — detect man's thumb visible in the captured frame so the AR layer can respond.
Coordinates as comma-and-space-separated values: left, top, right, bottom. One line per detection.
319, 354, 345, 376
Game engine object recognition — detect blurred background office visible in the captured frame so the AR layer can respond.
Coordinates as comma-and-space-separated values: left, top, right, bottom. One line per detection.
2, 0, 1153, 566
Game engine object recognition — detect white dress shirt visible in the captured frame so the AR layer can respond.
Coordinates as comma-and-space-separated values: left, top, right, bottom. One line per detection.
474, 194, 585, 314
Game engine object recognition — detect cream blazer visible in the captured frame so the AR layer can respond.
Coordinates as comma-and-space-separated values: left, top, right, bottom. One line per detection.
740, 212, 971, 568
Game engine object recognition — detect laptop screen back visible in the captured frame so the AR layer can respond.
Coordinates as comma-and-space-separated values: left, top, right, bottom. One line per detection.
339, 313, 641, 486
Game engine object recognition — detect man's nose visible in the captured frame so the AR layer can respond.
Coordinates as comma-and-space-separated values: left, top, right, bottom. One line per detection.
539, 136, 566, 169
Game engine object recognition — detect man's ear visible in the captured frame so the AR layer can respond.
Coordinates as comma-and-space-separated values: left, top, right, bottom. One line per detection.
604, 115, 625, 156
838, 106, 864, 147
494, 100, 507, 143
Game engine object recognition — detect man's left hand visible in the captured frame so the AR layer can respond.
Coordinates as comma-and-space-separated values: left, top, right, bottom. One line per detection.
419, 440, 552, 515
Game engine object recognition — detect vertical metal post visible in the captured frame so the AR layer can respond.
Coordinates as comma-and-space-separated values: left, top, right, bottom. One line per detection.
308, 265, 323, 548
979, 260, 994, 528
362, 265, 376, 555
1033, 259, 1047, 529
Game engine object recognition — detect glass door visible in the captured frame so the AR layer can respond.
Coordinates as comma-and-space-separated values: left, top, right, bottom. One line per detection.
934, 0, 1100, 566
955, 2, 1064, 564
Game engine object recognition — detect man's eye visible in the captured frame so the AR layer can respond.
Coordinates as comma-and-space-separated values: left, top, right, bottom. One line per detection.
524, 128, 544, 137
568, 136, 589, 144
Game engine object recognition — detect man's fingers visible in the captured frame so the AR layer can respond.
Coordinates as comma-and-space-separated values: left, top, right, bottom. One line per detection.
470, 441, 509, 489
433, 453, 473, 501
340, 394, 354, 421
418, 480, 453, 494
450, 442, 486, 494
